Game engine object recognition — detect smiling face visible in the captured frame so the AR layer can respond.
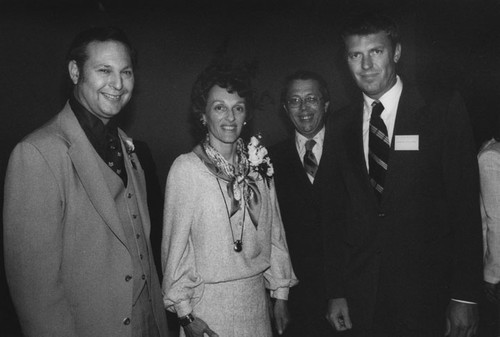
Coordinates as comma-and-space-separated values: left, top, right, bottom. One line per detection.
202, 85, 247, 154
69, 40, 134, 124
345, 31, 401, 100
284, 79, 329, 138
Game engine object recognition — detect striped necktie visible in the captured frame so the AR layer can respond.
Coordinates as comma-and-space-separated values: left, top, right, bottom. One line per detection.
304, 139, 318, 178
368, 101, 389, 200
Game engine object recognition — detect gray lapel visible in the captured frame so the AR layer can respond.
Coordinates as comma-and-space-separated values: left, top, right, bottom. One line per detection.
60, 104, 129, 247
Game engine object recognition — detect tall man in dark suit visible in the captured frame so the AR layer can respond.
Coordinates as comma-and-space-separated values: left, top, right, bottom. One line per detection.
325, 13, 483, 336
3, 27, 169, 337
270, 70, 335, 336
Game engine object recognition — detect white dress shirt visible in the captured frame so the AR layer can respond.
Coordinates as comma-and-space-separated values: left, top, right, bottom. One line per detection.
362, 76, 403, 169
295, 126, 325, 183
479, 138, 500, 284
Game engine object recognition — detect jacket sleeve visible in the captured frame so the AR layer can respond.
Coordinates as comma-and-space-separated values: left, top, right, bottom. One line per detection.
3, 142, 78, 337
161, 156, 203, 317
442, 92, 483, 302
322, 115, 352, 300
263, 179, 299, 299
479, 146, 500, 284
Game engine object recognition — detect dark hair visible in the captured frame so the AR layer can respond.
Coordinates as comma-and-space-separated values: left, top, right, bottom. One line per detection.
341, 12, 400, 51
280, 70, 330, 107
66, 26, 137, 77
191, 62, 255, 129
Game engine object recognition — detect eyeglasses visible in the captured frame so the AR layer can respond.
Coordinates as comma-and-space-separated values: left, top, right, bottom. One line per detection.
286, 95, 322, 109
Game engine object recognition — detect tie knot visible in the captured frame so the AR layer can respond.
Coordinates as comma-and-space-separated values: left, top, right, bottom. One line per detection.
305, 139, 316, 152
371, 101, 385, 117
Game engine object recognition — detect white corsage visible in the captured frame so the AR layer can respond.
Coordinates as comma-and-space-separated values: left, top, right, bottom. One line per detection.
123, 138, 135, 155
122, 137, 137, 169
247, 134, 274, 187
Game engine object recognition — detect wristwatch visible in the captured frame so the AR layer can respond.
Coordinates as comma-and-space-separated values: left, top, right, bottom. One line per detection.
179, 313, 195, 327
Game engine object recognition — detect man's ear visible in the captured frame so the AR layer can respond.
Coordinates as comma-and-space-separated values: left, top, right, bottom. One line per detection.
324, 101, 330, 113
68, 60, 80, 85
393, 43, 402, 63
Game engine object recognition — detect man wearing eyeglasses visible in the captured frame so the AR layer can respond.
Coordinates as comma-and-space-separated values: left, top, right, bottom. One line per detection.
269, 70, 343, 336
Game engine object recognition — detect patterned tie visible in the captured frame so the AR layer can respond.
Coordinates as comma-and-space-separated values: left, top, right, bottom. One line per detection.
106, 128, 128, 186
369, 101, 389, 200
304, 139, 318, 178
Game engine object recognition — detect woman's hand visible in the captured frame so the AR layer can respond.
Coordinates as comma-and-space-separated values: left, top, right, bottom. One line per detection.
183, 316, 219, 337
273, 299, 290, 335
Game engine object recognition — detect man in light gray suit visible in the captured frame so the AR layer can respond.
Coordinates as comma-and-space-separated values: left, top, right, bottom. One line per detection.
3, 27, 169, 337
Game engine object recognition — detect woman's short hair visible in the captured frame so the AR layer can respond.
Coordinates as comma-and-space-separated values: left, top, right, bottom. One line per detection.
191, 62, 255, 128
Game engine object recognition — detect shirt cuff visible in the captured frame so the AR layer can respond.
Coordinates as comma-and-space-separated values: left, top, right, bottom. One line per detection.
270, 287, 289, 300
174, 300, 193, 317
451, 298, 477, 305
484, 273, 500, 285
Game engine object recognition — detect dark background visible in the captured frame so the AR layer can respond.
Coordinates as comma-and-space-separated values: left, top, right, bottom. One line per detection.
1, 0, 500, 335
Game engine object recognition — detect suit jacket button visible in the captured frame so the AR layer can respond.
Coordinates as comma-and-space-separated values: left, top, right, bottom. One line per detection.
123, 317, 131, 325
378, 212, 386, 218
125, 275, 132, 282
142, 274, 146, 280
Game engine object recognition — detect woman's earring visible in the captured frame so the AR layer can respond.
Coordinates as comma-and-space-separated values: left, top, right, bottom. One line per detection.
243, 121, 247, 126
201, 119, 207, 127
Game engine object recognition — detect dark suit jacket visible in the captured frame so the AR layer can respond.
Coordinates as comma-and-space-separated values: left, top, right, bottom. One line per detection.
326, 85, 483, 333
270, 127, 345, 336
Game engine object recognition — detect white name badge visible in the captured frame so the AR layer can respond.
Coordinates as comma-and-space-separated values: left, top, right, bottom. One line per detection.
394, 135, 419, 151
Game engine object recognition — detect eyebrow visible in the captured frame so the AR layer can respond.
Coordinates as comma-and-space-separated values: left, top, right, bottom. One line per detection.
209, 99, 246, 104
93, 63, 133, 70
287, 94, 318, 98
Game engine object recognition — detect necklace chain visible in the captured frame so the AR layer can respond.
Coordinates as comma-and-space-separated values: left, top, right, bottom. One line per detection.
216, 178, 245, 252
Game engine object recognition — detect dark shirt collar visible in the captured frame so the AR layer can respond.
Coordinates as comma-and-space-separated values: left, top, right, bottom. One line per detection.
69, 92, 119, 159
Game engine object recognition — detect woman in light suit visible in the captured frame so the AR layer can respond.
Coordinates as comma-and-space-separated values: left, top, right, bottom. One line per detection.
161, 62, 297, 337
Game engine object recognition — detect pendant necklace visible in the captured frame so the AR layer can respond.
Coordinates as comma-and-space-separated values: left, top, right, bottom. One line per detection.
217, 178, 245, 252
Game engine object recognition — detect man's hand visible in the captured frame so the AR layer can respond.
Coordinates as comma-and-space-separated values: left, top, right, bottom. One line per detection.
183, 316, 219, 337
445, 301, 478, 337
273, 299, 290, 335
326, 298, 352, 331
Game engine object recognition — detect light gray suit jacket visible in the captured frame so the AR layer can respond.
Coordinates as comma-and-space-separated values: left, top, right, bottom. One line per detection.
3, 102, 168, 337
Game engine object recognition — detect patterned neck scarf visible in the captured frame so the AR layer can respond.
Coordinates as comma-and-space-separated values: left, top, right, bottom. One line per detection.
202, 136, 249, 180
200, 137, 260, 228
